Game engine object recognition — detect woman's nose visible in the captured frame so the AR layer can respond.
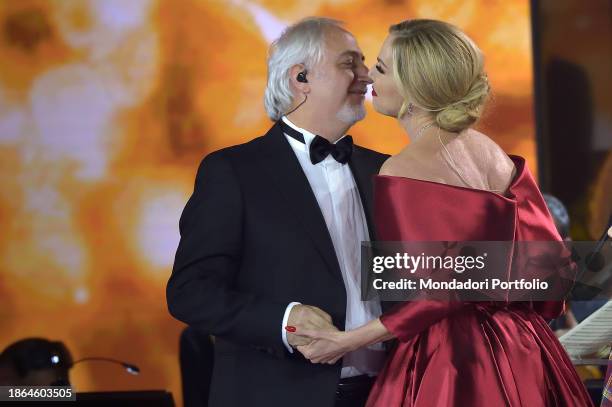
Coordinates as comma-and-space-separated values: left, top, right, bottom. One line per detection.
368, 65, 377, 80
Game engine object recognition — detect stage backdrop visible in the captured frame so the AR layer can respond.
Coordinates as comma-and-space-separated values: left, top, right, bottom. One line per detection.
0, 1, 535, 405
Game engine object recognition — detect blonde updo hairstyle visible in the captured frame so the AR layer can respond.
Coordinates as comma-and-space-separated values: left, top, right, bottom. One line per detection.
389, 19, 490, 132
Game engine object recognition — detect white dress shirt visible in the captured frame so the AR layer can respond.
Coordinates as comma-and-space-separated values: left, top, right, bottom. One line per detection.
279, 116, 385, 378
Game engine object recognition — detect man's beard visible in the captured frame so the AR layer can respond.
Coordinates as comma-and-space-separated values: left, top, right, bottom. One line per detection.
336, 101, 366, 125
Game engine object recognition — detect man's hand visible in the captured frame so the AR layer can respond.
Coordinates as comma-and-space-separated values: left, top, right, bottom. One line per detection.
286, 305, 337, 348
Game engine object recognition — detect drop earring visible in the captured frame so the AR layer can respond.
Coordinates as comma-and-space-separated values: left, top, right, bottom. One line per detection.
407, 102, 414, 115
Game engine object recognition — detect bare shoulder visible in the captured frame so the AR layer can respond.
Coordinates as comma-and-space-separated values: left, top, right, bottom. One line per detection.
379, 156, 401, 176
463, 129, 516, 190
378, 152, 422, 177
379, 145, 442, 180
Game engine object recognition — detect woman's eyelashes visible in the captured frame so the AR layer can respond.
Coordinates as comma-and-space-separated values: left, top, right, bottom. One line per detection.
375, 64, 385, 74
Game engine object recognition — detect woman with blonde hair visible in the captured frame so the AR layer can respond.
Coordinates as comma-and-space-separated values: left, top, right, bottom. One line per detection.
291, 19, 593, 406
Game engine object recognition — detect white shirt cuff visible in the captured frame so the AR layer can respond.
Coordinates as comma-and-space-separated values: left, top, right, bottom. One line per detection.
281, 302, 301, 353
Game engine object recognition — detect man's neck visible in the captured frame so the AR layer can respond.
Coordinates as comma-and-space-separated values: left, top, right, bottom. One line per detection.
286, 111, 350, 143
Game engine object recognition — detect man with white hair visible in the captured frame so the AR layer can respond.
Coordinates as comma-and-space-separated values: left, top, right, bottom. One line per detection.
167, 17, 388, 407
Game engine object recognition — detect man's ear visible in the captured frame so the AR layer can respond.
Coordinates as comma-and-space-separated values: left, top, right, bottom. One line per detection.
289, 64, 310, 94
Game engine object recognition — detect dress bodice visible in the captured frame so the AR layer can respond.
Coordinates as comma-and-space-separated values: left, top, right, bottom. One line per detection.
374, 155, 561, 243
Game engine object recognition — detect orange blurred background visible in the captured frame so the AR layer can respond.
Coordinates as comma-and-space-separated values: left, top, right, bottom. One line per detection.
0, 1, 537, 405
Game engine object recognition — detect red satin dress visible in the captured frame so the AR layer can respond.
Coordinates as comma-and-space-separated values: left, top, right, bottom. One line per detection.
366, 156, 593, 407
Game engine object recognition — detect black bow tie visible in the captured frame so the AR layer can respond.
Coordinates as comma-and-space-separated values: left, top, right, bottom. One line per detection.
280, 121, 353, 165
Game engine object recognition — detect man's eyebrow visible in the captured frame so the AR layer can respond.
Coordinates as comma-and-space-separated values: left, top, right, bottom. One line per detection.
338, 50, 365, 61
377, 57, 388, 68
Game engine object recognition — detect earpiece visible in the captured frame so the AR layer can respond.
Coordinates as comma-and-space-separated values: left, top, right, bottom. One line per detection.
296, 71, 308, 83
286, 70, 309, 116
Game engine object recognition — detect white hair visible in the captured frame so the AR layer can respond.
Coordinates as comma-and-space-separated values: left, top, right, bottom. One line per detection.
264, 17, 345, 121
337, 104, 366, 124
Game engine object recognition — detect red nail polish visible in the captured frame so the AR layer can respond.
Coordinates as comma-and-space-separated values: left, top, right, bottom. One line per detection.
285, 326, 296, 332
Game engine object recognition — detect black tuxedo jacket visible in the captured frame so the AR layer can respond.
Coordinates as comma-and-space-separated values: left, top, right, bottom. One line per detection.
166, 121, 388, 407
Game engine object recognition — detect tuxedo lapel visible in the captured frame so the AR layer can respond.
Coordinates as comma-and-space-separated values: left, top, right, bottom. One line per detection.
257, 122, 343, 281
349, 148, 378, 241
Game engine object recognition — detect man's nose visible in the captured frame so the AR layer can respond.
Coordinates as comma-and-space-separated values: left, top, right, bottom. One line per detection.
356, 62, 373, 84
361, 72, 374, 85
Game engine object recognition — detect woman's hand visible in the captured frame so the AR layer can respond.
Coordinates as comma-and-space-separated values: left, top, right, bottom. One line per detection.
289, 318, 394, 364
293, 328, 356, 364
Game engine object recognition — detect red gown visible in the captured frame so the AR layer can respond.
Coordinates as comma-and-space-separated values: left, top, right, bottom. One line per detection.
366, 156, 593, 407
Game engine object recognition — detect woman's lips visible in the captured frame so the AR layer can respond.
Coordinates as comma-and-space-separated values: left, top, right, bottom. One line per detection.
372, 89, 378, 97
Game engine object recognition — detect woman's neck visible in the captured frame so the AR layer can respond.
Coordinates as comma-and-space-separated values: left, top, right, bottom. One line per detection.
397, 117, 464, 160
